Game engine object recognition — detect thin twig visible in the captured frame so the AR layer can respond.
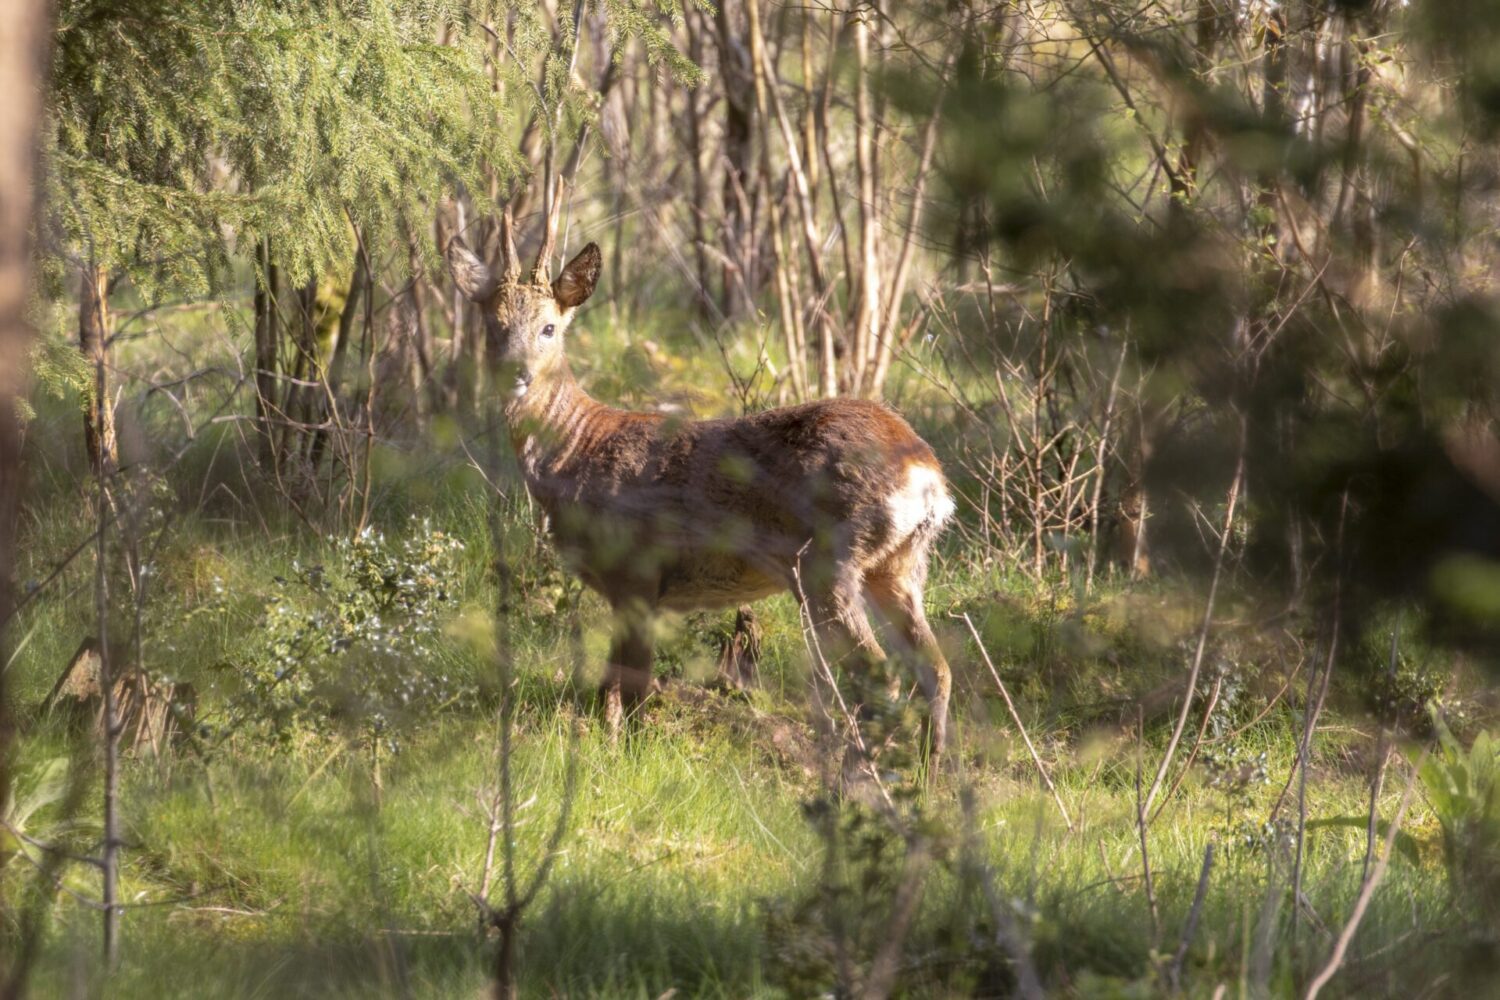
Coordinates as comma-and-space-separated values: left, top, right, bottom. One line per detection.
958, 612, 1073, 831
1136, 706, 1160, 945
1170, 843, 1215, 991
1142, 421, 1246, 819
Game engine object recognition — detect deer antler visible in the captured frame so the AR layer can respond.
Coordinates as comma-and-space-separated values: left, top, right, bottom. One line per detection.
530, 179, 565, 285
499, 204, 521, 285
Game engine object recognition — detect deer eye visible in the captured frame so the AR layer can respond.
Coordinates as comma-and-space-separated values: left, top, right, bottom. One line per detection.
541, 324, 556, 339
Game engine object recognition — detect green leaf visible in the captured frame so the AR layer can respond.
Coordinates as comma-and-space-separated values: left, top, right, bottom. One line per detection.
1306, 814, 1423, 868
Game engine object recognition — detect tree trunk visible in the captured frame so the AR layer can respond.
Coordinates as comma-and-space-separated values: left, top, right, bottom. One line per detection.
253, 239, 279, 467
851, 14, 882, 396
285, 277, 319, 458
0, 10, 50, 954
79, 262, 116, 474
713, 0, 756, 317
308, 250, 367, 472
684, 10, 713, 320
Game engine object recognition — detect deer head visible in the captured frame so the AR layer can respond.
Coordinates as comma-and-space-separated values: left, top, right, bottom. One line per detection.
446, 204, 601, 401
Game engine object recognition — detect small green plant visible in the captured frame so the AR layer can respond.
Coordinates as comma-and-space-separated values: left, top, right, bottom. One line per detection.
1355, 614, 1453, 736
207, 519, 470, 750
1418, 707, 1500, 920
1199, 740, 1278, 857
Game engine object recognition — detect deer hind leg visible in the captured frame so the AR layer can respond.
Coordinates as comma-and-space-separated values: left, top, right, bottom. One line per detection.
799, 566, 897, 743
602, 600, 655, 739
865, 555, 952, 765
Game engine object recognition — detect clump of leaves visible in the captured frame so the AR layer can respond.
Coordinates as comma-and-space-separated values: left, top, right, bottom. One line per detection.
20, 327, 93, 425
1356, 622, 1453, 737
1419, 708, 1500, 922
207, 519, 471, 750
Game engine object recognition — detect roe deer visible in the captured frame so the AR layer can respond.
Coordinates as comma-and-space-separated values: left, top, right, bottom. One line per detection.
448, 213, 954, 758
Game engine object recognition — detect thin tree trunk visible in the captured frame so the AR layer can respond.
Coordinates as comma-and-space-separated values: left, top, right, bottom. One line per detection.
308, 249, 367, 472
285, 278, 319, 455
713, 0, 756, 317
816, 14, 856, 305
799, 12, 818, 203
79, 262, 116, 473
253, 239, 279, 467
0, 10, 50, 959
406, 237, 436, 415
746, 0, 811, 399
94, 407, 121, 968
750, 0, 837, 397
684, 10, 713, 320
850, 14, 881, 396
868, 70, 949, 396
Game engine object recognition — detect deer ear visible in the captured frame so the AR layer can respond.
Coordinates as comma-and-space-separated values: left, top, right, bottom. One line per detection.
446, 236, 497, 302
553, 243, 601, 310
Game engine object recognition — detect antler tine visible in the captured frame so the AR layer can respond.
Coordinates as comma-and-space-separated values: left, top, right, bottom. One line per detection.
499, 204, 521, 285
530, 180, 565, 285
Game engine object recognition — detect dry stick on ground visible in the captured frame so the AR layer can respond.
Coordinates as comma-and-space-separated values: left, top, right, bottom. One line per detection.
955, 774, 1045, 999
1293, 630, 1338, 944
959, 612, 1074, 832
1268, 638, 1337, 822
791, 557, 899, 821
1141, 421, 1246, 820
1281, 496, 1353, 946
1303, 746, 1429, 1000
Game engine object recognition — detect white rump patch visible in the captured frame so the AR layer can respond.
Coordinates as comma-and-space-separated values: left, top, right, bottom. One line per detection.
885, 463, 955, 540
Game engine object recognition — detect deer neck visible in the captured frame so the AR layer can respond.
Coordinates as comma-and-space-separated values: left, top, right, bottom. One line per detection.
504, 362, 600, 485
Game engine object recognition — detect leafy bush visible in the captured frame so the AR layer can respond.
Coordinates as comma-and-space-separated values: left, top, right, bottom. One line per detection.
207, 520, 470, 750
1355, 612, 1453, 736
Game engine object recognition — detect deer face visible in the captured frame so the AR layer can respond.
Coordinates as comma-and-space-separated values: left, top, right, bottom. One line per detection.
447, 237, 601, 399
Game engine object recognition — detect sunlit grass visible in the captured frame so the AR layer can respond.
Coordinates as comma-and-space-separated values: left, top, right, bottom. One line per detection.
3, 313, 1483, 997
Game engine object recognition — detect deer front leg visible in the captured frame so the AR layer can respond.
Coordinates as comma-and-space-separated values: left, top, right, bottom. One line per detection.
602, 602, 655, 739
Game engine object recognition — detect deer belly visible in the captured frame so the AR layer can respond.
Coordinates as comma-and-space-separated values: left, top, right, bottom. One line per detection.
656, 555, 784, 612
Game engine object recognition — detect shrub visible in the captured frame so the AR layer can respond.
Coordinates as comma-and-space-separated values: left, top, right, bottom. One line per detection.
207, 519, 470, 751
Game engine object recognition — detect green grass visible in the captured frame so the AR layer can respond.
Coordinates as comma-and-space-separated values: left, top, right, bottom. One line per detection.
3, 311, 1494, 997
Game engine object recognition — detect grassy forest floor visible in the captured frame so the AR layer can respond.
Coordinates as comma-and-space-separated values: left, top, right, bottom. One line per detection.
4, 304, 1493, 998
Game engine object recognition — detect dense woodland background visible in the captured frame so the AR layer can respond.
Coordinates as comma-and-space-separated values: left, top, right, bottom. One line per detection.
5, 0, 1500, 996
